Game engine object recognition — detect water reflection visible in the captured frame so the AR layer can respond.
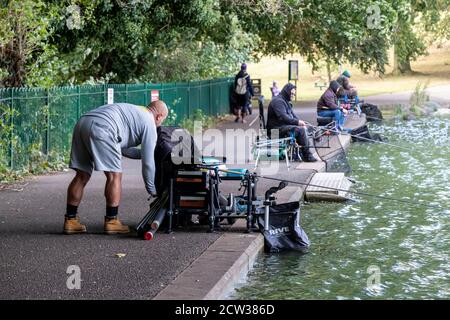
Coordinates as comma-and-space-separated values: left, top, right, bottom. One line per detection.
233, 117, 450, 299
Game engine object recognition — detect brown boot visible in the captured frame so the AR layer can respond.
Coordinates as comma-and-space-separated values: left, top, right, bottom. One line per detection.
104, 217, 130, 234
63, 216, 87, 234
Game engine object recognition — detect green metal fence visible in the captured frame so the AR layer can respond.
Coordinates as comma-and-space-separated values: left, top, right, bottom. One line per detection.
0, 78, 233, 170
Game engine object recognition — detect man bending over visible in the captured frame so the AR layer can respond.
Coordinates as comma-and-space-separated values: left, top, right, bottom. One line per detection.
64, 101, 168, 235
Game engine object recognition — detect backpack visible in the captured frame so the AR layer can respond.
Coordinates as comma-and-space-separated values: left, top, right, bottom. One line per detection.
235, 74, 249, 95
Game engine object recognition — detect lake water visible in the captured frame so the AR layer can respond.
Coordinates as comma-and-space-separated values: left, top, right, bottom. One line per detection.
232, 116, 450, 299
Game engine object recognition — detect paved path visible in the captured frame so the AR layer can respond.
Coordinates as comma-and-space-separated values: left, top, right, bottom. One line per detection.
0, 101, 361, 300
362, 84, 450, 107
0, 159, 222, 299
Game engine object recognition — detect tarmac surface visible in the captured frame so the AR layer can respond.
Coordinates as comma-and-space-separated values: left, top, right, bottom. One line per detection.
0, 160, 223, 299
0, 101, 360, 299
358, 84, 450, 107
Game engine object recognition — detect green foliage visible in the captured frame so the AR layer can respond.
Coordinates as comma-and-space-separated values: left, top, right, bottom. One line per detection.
26, 141, 68, 175
391, 0, 448, 74
229, 0, 398, 74
0, 101, 67, 183
164, 99, 179, 126
436, 11, 450, 41
0, 0, 63, 87
0, 103, 13, 172
409, 81, 430, 114
180, 108, 219, 134
45, 0, 256, 84
395, 81, 431, 120
3, 0, 434, 85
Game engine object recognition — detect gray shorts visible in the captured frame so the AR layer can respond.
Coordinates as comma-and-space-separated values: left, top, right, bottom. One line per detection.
69, 116, 122, 175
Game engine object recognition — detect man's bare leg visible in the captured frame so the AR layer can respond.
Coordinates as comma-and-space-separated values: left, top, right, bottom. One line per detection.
67, 170, 91, 207
64, 170, 90, 234
104, 172, 122, 207
103, 171, 129, 234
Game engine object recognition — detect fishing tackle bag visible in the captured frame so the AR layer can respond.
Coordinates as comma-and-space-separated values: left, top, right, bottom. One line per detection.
257, 202, 310, 253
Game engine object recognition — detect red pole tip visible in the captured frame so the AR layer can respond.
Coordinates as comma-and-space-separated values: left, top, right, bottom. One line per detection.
143, 231, 153, 240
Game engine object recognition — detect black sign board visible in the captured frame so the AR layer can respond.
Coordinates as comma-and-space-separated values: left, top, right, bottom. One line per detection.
288, 60, 299, 80
251, 79, 261, 97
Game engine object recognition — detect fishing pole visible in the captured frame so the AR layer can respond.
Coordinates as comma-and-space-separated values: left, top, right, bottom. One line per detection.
305, 122, 416, 152
217, 168, 448, 211
365, 115, 385, 121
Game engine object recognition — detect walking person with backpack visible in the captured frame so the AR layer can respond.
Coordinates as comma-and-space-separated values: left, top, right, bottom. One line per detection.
234, 63, 254, 123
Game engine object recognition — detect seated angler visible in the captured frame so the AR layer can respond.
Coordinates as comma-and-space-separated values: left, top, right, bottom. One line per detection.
317, 81, 348, 132
266, 83, 318, 162
336, 70, 357, 98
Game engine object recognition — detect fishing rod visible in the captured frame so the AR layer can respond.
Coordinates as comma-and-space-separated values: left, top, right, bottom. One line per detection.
217, 168, 448, 211
305, 122, 415, 152
365, 115, 385, 121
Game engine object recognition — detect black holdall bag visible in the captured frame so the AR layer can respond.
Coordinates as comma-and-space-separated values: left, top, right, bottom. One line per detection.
154, 126, 202, 194
350, 124, 384, 142
350, 124, 372, 142
361, 103, 383, 122
257, 202, 310, 253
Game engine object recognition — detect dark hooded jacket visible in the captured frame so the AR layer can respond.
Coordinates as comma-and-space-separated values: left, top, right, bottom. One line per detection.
266, 83, 299, 130
317, 81, 341, 112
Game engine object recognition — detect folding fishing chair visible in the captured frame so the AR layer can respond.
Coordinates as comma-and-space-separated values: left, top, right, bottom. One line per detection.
252, 96, 300, 170
338, 95, 363, 116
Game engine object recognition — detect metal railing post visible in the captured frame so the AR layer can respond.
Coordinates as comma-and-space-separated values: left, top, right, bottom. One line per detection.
144, 83, 148, 107
209, 80, 213, 116
45, 88, 50, 155
9, 88, 14, 169
77, 86, 81, 119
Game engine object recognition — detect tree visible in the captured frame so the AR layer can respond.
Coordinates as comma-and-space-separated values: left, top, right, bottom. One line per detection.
0, 0, 61, 87
4, 0, 445, 86
391, 0, 448, 75
436, 11, 450, 40
47, 0, 258, 84
224, 0, 398, 75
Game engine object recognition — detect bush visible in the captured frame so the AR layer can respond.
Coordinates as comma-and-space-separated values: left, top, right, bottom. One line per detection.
394, 82, 432, 120
180, 108, 221, 133
406, 81, 432, 118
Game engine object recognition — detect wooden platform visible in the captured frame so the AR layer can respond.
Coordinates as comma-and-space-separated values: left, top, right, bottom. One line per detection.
305, 172, 353, 202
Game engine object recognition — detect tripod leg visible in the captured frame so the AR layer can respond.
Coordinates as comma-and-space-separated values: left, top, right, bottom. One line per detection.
284, 149, 290, 170
166, 178, 174, 234
254, 148, 260, 170
207, 174, 215, 233
245, 174, 253, 233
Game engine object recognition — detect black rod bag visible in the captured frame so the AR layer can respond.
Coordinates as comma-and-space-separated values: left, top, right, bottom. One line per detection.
154, 126, 202, 194
361, 103, 383, 122
350, 125, 384, 142
257, 202, 310, 253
